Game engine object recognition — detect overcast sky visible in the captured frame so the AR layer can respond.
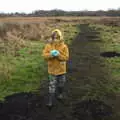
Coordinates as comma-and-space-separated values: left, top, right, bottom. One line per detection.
0, 0, 120, 13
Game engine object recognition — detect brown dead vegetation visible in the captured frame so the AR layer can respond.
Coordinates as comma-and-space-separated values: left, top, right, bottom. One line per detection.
0, 17, 120, 55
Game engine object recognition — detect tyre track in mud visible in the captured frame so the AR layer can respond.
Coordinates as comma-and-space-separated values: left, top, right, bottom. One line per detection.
67, 24, 110, 101
67, 24, 119, 120
0, 24, 119, 120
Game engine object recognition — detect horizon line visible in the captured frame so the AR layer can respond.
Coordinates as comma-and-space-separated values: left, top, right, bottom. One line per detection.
0, 8, 119, 14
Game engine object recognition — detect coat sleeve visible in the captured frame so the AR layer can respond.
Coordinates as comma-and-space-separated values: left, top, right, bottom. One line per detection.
42, 44, 53, 60
57, 44, 69, 61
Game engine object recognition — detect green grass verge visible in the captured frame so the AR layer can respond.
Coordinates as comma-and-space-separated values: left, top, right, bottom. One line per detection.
0, 23, 80, 101
89, 24, 120, 93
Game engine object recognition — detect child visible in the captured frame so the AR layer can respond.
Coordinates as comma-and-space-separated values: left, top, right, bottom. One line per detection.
42, 29, 69, 107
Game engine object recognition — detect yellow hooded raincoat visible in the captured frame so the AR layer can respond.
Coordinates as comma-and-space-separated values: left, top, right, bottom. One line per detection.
42, 29, 69, 75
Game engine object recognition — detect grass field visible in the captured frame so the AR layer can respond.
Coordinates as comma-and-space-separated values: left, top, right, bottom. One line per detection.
0, 16, 120, 120
0, 18, 80, 101
0, 17, 120, 101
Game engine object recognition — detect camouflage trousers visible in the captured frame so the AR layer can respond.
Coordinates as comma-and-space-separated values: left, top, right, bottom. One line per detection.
48, 74, 66, 94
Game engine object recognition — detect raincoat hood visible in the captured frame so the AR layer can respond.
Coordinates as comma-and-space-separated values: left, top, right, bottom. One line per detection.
51, 29, 63, 42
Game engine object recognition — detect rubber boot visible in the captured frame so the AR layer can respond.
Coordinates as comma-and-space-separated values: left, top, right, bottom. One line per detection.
57, 87, 64, 100
46, 93, 55, 109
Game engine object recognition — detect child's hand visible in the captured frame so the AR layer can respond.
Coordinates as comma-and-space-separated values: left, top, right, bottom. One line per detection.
50, 50, 60, 57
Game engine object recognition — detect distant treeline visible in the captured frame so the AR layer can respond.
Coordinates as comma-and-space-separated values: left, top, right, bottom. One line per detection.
0, 9, 120, 17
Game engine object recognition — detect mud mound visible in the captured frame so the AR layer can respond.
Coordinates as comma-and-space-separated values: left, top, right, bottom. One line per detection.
0, 92, 45, 120
100, 52, 120, 57
72, 100, 112, 120
0, 92, 72, 120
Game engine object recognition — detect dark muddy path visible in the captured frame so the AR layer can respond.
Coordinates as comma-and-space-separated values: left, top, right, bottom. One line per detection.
0, 24, 120, 120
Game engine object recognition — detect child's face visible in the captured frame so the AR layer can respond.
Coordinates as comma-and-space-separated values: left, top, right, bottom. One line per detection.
51, 32, 60, 43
